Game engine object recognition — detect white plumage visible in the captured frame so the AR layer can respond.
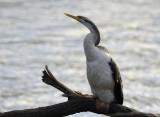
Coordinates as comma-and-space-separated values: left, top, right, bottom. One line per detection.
84, 33, 115, 103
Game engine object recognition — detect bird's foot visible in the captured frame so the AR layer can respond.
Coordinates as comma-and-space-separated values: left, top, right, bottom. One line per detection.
96, 99, 109, 114
75, 91, 97, 99
75, 91, 83, 95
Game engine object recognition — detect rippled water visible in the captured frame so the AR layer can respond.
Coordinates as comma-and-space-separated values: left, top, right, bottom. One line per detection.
0, 0, 160, 116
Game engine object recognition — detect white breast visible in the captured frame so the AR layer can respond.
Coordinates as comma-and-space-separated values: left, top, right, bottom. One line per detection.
86, 48, 115, 103
83, 33, 115, 103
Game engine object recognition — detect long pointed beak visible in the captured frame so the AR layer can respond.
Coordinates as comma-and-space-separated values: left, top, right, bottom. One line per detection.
64, 13, 80, 22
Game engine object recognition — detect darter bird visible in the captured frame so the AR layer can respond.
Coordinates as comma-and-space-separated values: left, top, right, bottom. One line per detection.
64, 13, 123, 104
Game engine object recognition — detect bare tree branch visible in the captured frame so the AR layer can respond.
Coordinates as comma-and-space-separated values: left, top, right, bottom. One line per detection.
0, 65, 159, 117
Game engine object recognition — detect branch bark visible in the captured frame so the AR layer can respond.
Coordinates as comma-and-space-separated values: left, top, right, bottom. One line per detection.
0, 65, 159, 117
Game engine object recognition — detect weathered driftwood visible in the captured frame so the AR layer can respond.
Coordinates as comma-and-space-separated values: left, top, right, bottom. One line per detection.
0, 65, 159, 117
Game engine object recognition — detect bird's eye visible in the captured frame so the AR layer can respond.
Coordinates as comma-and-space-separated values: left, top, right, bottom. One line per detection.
77, 16, 88, 22
77, 16, 82, 19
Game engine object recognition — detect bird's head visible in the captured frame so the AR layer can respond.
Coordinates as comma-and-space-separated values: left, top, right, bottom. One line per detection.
64, 13, 97, 32
64, 13, 100, 45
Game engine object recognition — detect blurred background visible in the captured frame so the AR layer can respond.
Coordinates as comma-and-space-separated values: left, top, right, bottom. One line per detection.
0, 0, 160, 116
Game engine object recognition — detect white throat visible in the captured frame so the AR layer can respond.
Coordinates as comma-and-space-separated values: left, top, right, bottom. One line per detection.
83, 33, 98, 61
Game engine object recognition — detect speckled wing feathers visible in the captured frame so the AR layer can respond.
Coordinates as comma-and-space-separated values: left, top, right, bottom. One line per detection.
108, 58, 123, 105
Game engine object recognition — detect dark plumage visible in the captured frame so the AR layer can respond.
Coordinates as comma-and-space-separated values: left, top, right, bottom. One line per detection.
109, 58, 123, 104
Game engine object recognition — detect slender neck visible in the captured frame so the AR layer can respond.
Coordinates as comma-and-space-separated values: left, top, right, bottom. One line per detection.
83, 33, 98, 61
83, 22, 100, 61
82, 20, 100, 46
88, 26, 100, 46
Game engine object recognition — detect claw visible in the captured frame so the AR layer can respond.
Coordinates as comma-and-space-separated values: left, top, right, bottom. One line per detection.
75, 91, 83, 95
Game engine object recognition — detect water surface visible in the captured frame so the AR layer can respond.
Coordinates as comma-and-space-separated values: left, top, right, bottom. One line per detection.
0, 0, 160, 116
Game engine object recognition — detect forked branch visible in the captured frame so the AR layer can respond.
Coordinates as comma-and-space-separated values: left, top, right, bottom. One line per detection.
0, 66, 159, 117
41, 65, 159, 117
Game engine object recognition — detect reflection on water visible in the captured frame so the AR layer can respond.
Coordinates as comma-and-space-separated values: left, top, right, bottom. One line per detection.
0, 0, 160, 116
